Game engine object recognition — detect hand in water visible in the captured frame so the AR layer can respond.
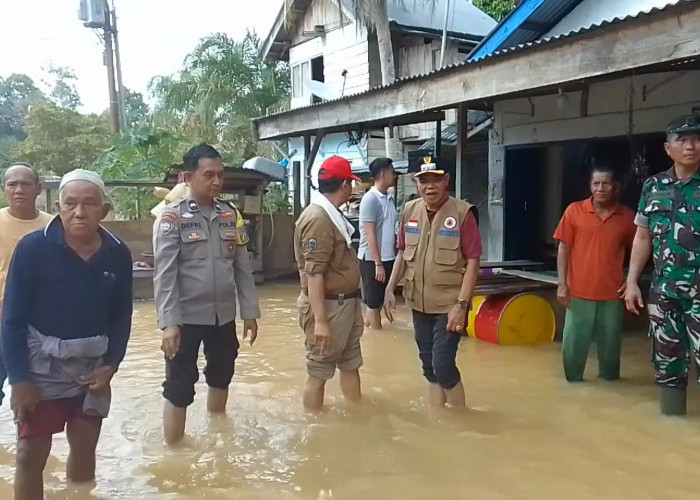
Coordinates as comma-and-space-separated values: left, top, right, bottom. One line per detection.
81, 365, 117, 393
11, 382, 39, 423
383, 289, 396, 323
624, 282, 644, 315
243, 319, 258, 346
314, 320, 332, 355
161, 326, 181, 360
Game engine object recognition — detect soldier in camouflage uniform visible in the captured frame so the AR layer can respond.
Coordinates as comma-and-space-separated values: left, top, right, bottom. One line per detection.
625, 115, 700, 415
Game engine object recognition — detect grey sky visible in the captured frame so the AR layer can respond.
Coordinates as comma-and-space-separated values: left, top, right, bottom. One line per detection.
0, 0, 283, 113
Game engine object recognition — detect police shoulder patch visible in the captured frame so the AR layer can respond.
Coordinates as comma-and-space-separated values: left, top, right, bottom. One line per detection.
160, 218, 175, 235
159, 210, 179, 235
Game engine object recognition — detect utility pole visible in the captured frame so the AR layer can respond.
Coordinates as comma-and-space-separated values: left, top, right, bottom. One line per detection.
104, 0, 121, 134
111, 5, 128, 129
102, 2, 120, 133
80, 0, 121, 132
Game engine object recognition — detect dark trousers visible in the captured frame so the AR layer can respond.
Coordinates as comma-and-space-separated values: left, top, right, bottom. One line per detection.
412, 310, 461, 389
162, 321, 239, 408
359, 260, 394, 310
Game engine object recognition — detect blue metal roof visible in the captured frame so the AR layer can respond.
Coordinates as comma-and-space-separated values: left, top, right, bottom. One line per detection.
468, 0, 582, 61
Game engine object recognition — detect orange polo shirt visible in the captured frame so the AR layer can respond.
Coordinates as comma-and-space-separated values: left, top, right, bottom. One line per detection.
553, 198, 636, 302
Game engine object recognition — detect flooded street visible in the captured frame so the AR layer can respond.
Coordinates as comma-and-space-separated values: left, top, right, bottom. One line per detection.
0, 282, 699, 499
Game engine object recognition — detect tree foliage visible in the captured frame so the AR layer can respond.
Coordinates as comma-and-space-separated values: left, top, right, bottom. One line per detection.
474, 0, 519, 21
95, 127, 187, 181
124, 88, 149, 128
149, 31, 290, 165
0, 30, 293, 217
95, 127, 189, 219
0, 74, 44, 140
42, 65, 82, 111
13, 101, 111, 176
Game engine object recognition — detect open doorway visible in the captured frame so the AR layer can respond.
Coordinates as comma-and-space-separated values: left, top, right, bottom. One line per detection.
503, 134, 670, 267
504, 147, 547, 263
311, 56, 324, 104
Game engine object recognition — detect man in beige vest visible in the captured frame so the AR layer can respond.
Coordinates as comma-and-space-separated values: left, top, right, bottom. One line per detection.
384, 157, 481, 407
294, 156, 364, 411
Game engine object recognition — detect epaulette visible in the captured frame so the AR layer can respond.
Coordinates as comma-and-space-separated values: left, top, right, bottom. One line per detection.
218, 198, 242, 214
165, 197, 187, 209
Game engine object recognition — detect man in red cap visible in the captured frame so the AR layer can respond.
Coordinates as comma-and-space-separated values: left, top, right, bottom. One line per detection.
293, 156, 364, 410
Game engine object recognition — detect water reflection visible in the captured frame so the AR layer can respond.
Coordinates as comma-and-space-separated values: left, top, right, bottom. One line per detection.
0, 281, 699, 499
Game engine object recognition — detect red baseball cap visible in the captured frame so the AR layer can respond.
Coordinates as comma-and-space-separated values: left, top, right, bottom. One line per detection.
318, 156, 361, 182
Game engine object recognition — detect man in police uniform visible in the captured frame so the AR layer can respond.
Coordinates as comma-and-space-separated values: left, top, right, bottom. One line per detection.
625, 115, 700, 415
384, 157, 481, 408
294, 156, 363, 411
153, 144, 260, 444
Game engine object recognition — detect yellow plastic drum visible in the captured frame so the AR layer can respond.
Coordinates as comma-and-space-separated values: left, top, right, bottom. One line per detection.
465, 295, 486, 337
474, 294, 555, 345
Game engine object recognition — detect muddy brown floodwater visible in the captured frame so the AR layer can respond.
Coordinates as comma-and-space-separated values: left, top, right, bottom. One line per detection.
1, 282, 700, 499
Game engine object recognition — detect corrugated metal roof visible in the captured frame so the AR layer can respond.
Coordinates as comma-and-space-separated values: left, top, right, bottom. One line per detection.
387, 0, 496, 38
469, 0, 686, 62
544, 0, 683, 39
256, 0, 694, 122
469, 0, 582, 61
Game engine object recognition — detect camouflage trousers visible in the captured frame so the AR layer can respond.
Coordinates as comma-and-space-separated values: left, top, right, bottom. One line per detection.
647, 293, 700, 389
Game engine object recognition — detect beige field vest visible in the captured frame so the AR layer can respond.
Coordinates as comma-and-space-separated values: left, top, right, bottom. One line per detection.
402, 197, 474, 314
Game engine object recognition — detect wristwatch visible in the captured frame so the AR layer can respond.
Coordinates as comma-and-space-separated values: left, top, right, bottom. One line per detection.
457, 299, 469, 310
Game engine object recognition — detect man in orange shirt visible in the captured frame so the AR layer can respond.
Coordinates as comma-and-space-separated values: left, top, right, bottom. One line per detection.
554, 165, 636, 382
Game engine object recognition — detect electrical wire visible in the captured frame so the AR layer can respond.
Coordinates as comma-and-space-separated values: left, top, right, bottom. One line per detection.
262, 195, 276, 255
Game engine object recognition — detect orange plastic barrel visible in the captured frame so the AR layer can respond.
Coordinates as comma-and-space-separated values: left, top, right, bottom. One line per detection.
474, 293, 555, 345
465, 295, 486, 337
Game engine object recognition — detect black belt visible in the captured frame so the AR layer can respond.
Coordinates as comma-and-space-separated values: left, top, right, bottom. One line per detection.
302, 289, 361, 304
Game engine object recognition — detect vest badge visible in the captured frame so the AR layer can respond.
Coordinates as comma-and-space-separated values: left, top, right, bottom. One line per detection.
444, 217, 457, 229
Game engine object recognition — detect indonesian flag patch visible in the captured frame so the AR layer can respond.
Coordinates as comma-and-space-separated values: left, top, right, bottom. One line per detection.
406, 219, 419, 228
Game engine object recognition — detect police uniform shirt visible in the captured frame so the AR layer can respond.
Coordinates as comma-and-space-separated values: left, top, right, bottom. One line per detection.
294, 204, 360, 295
153, 197, 261, 329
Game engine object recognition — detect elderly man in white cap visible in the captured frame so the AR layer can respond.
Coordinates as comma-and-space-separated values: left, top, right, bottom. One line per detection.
1, 169, 133, 499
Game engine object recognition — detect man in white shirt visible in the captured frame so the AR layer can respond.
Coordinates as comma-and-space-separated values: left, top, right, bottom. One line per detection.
358, 158, 398, 329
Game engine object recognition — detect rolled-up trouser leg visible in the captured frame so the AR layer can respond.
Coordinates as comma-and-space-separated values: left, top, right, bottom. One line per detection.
647, 294, 689, 390
562, 298, 596, 382
594, 300, 623, 380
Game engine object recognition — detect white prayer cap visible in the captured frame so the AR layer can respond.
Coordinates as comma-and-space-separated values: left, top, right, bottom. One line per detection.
59, 169, 106, 196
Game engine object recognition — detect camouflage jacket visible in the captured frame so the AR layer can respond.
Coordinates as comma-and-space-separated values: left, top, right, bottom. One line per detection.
636, 167, 700, 298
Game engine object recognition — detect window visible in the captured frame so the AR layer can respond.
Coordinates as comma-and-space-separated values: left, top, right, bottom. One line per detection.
291, 59, 318, 102
432, 48, 441, 70
311, 56, 325, 104
292, 65, 301, 98
301, 61, 310, 95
